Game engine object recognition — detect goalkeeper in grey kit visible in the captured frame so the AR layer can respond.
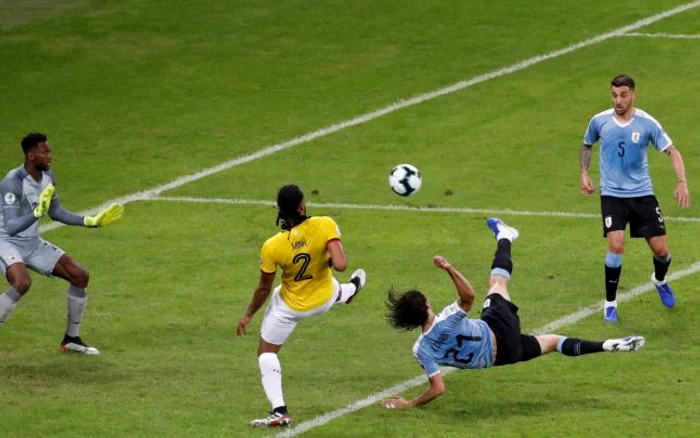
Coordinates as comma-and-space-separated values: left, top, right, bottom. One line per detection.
0, 133, 124, 355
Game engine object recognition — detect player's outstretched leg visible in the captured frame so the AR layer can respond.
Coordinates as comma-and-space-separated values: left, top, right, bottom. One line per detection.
536, 334, 646, 356
486, 218, 518, 301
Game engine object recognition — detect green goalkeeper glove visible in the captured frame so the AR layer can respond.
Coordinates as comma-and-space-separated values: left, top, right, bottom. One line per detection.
33, 184, 55, 218
84, 203, 124, 227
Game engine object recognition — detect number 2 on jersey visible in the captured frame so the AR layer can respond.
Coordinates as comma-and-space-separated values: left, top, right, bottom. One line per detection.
293, 253, 313, 281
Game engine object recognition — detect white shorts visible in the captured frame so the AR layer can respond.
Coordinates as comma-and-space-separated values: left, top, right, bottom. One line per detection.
0, 238, 64, 277
260, 278, 342, 345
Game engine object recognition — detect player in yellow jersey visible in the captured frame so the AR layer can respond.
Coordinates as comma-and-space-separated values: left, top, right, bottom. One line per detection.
237, 184, 367, 428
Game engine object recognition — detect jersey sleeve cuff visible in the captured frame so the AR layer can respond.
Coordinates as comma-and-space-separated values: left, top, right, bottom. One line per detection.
658, 143, 672, 153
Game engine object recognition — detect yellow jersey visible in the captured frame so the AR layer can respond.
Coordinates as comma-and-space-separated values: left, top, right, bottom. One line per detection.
260, 216, 342, 311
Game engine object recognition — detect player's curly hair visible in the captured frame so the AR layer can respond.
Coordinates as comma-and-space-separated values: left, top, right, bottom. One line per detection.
276, 184, 307, 230
386, 289, 429, 330
21, 133, 47, 154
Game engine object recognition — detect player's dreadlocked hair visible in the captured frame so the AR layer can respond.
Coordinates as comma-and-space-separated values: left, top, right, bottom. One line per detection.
386, 289, 429, 330
21, 133, 47, 154
276, 184, 307, 230
611, 74, 635, 90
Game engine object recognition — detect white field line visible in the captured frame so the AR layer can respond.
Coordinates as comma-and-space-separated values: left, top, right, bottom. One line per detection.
622, 32, 700, 39
150, 196, 700, 223
37, 0, 700, 235
273, 260, 700, 438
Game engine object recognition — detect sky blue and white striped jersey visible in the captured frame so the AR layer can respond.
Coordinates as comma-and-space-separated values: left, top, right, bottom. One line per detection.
412, 302, 494, 377
583, 108, 672, 198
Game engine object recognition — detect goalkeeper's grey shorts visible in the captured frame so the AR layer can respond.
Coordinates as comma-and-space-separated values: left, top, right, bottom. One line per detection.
0, 238, 65, 277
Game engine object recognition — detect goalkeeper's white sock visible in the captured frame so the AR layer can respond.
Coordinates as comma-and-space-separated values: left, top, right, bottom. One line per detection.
66, 286, 87, 337
0, 288, 22, 324
259, 352, 285, 409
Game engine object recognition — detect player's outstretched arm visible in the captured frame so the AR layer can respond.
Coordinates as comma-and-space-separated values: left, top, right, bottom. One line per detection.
47, 190, 95, 226
381, 373, 445, 409
237, 271, 276, 336
83, 203, 125, 227
665, 146, 691, 208
434, 255, 475, 312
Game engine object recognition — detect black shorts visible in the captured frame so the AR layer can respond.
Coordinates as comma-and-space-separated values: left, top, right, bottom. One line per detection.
600, 195, 666, 238
480, 293, 541, 366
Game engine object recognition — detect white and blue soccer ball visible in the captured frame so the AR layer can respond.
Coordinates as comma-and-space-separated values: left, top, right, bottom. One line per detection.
389, 164, 422, 197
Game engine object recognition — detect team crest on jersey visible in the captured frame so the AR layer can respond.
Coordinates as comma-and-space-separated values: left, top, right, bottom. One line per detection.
631, 132, 641, 143
4, 193, 16, 205
605, 216, 613, 229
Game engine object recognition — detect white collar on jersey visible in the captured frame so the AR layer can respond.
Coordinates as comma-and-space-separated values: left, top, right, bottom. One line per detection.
612, 108, 636, 128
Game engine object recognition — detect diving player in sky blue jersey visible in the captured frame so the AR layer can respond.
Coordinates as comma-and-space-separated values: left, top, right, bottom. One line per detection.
579, 75, 691, 323
380, 219, 644, 410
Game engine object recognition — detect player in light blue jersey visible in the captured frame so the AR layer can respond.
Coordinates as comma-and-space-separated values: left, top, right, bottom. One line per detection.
579, 75, 691, 323
0, 133, 124, 354
381, 219, 644, 409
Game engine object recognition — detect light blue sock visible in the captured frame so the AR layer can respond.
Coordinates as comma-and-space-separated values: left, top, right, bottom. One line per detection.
556, 336, 567, 353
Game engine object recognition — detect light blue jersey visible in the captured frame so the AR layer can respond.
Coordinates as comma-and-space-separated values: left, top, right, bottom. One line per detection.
583, 108, 672, 198
412, 302, 494, 377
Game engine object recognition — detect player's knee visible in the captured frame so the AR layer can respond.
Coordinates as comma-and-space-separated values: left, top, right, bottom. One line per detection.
536, 334, 561, 355
653, 247, 669, 259
12, 276, 32, 294
434, 381, 446, 397
608, 241, 624, 254
74, 268, 90, 289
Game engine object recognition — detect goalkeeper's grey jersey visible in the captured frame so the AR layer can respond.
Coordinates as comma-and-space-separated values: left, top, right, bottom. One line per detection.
0, 166, 56, 241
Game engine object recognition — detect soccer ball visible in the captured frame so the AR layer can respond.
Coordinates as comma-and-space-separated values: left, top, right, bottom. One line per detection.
389, 164, 422, 197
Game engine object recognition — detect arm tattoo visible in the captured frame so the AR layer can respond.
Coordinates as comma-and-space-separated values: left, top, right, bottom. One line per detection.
580, 144, 592, 170
664, 145, 677, 156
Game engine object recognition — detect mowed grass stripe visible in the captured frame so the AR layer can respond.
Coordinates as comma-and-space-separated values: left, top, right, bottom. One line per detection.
37, 0, 700, 236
